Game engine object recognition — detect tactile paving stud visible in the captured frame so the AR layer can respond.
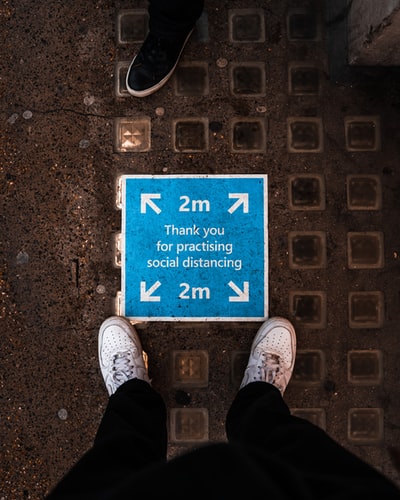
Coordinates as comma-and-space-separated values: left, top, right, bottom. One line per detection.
229, 8, 265, 42
348, 291, 384, 328
346, 175, 382, 210
231, 351, 249, 386
170, 408, 209, 443
348, 350, 383, 385
287, 117, 323, 152
174, 62, 209, 96
115, 61, 129, 98
117, 9, 148, 44
348, 408, 384, 444
287, 8, 320, 40
344, 116, 381, 151
173, 118, 208, 152
347, 232, 384, 269
288, 174, 325, 210
114, 117, 151, 152
172, 350, 209, 388
291, 408, 326, 429
292, 350, 325, 384
288, 62, 320, 95
230, 62, 265, 96
288, 231, 327, 269
289, 291, 327, 328
231, 118, 266, 152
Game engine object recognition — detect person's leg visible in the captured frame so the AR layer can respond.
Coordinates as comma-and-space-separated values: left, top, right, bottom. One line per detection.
226, 318, 400, 498
47, 379, 167, 499
46, 317, 168, 499
126, 0, 204, 97
148, 0, 204, 40
94, 378, 168, 467
226, 316, 296, 442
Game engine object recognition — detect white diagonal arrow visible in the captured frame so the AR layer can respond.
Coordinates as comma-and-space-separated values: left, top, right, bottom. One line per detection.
228, 281, 249, 302
228, 193, 249, 213
141, 194, 161, 214
140, 280, 161, 302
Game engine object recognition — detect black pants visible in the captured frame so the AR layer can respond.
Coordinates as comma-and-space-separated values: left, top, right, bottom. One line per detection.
47, 379, 400, 499
148, 0, 204, 40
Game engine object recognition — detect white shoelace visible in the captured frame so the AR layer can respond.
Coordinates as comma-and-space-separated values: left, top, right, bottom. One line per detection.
258, 352, 281, 384
112, 351, 135, 385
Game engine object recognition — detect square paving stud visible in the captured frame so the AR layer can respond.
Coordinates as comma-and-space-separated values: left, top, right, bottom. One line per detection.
348, 291, 384, 328
114, 117, 151, 152
231, 119, 266, 152
292, 350, 325, 384
173, 119, 208, 152
174, 63, 209, 96
348, 350, 383, 385
229, 9, 265, 42
172, 350, 208, 388
287, 9, 320, 40
345, 116, 381, 151
288, 232, 326, 269
347, 232, 384, 269
170, 408, 209, 443
288, 174, 325, 210
291, 408, 326, 429
287, 118, 323, 152
289, 291, 326, 328
117, 10, 148, 44
288, 62, 320, 95
230, 63, 265, 96
115, 62, 129, 98
347, 175, 382, 210
231, 351, 249, 387
348, 408, 384, 444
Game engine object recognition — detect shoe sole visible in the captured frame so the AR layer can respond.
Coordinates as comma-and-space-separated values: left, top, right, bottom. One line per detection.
126, 30, 193, 98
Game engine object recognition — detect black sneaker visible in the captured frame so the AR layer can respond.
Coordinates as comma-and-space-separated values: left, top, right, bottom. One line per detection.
126, 31, 193, 97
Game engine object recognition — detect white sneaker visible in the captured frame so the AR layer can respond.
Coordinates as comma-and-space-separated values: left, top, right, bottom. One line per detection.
240, 317, 296, 394
98, 316, 150, 395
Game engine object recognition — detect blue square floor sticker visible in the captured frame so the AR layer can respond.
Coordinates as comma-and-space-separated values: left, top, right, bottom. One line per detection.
118, 174, 268, 321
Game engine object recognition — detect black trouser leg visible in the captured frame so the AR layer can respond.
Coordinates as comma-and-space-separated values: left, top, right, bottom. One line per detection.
46, 379, 167, 500
226, 382, 400, 499
148, 0, 204, 39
